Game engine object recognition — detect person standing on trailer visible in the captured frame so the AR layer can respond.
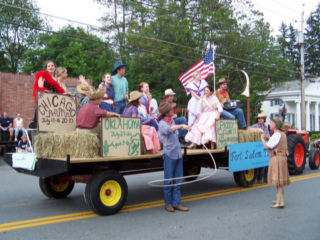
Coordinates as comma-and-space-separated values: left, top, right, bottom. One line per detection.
158, 102, 191, 212
261, 117, 291, 209
111, 60, 129, 114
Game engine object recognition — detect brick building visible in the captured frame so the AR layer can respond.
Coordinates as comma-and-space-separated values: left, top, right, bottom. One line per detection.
0, 72, 92, 125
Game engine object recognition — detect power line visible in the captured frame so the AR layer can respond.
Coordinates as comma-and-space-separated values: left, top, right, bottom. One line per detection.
0, 3, 299, 75
0, 19, 297, 81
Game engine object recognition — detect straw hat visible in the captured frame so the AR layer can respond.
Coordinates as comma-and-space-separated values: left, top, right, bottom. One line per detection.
86, 88, 105, 100
254, 113, 267, 119
129, 91, 142, 102
164, 88, 176, 96
76, 81, 92, 94
158, 102, 176, 117
112, 60, 128, 75
216, 78, 229, 85
270, 117, 283, 129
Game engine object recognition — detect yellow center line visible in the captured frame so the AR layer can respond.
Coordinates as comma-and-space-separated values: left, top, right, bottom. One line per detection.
1, 172, 320, 232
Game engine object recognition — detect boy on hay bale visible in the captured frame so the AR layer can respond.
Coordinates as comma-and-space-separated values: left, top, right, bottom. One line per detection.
76, 88, 121, 138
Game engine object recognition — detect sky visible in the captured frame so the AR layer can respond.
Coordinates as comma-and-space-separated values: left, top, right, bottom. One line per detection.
35, 0, 320, 36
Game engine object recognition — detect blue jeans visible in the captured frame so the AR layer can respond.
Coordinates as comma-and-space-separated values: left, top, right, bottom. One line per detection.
114, 100, 126, 114
174, 117, 187, 137
221, 108, 247, 128
163, 154, 183, 207
14, 128, 26, 136
148, 119, 159, 131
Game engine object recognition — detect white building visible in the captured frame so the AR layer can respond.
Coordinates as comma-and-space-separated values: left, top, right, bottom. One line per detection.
261, 77, 320, 131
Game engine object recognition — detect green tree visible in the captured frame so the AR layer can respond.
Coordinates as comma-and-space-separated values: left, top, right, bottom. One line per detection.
0, 0, 46, 73
305, 3, 320, 76
22, 26, 117, 86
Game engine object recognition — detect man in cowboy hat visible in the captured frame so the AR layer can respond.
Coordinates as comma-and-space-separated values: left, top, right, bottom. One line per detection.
248, 113, 270, 183
214, 78, 246, 129
77, 76, 92, 112
76, 88, 121, 138
159, 88, 188, 142
158, 102, 191, 212
111, 60, 129, 114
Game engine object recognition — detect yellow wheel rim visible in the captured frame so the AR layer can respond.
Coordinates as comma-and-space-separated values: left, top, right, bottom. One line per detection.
244, 169, 255, 182
50, 178, 69, 192
99, 180, 122, 207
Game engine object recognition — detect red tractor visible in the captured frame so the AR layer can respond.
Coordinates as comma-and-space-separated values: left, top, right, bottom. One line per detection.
254, 98, 320, 175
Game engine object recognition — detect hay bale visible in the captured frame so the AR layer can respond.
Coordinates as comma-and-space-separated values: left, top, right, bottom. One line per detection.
239, 129, 262, 143
34, 131, 100, 158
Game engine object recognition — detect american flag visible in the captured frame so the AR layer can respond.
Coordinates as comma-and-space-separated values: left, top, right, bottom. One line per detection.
178, 48, 215, 94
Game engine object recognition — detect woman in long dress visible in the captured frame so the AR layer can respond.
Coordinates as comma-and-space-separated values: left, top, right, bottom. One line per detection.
185, 86, 222, 148
261, 117, 291, 208
185, 70, 208, 127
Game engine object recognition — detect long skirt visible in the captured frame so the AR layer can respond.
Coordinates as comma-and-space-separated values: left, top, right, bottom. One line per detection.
268, 154, 291, 187
185, 111, 218, 145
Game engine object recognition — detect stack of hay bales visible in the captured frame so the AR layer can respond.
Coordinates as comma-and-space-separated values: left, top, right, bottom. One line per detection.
238, 129, 262, 143
34, 131, 100, 158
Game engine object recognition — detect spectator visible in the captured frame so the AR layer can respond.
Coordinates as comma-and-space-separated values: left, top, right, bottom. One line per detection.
13, 113, 27, 141
0, 112, 14, 141
17, 135, 28, 152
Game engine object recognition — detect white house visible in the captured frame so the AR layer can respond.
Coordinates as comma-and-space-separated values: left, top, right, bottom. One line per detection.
261, 77, 320, 131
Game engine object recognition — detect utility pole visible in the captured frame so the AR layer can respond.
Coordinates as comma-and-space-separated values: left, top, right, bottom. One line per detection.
299, 8, 306, 130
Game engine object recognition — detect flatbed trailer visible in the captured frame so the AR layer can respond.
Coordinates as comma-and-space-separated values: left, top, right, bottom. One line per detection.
3, 146, 256, 215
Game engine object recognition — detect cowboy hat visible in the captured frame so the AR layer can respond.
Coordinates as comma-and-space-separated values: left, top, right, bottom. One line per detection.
216, 78, 229, 85
86, 88, 105, 100
164, 88, 176, 96
254, 113, 267, 119
158, 102, 176, 117
270, 117, 283, 129
112, 60, 128, 75
76, 81, 92, 94
129, 91, 142, 102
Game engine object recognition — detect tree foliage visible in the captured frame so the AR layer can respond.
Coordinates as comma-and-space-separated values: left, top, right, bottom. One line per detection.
0, 0, 46, 73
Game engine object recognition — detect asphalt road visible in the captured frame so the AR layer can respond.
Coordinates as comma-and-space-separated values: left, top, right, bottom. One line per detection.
1, 156, 320, 240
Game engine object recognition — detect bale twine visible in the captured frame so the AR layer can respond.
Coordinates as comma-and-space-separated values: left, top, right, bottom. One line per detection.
34, 131, 100, 158
239, 129, 262, 143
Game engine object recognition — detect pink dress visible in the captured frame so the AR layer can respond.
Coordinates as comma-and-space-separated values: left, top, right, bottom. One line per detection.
185, 95, 222, 145
141, 125, 161, 154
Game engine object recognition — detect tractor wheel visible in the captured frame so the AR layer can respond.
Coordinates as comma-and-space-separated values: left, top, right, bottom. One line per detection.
84, 170, 128, 215
233, 169, 256, 187
39, 177, 75, 199
309, 149, 320, 170
183, 165, 201, 181
287, 134, 306, 175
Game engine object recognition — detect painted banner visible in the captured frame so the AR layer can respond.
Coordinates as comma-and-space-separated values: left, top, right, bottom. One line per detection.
101, 117, 141, 157
37, 91, 77, 132
228, 141, 269, 172
216, 119, 238, 150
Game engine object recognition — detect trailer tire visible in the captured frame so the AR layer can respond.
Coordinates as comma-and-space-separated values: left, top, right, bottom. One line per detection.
85, 170, 128, 215
309, 149, 320, 170
287, 134, 306, 175
233, 169, 256, 187
183, 165, 201, 181
39, 177, 75, 199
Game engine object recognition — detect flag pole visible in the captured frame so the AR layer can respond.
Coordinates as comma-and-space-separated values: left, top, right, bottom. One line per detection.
212, 44, 216, 91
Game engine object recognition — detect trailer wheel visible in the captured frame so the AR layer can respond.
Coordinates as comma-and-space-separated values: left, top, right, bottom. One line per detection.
233, 169, 256, 187
309, 149, 320, 170
85, 170, 128, 215
39, 177, 75, 199
183, 165, 201, 181
287, 134, 306, 175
